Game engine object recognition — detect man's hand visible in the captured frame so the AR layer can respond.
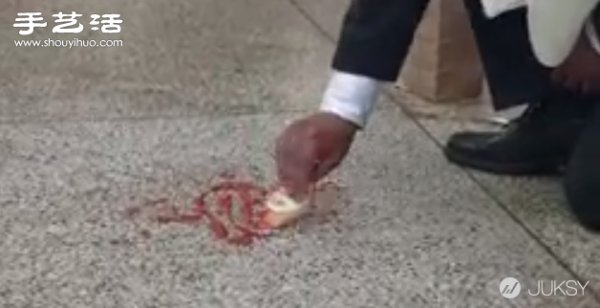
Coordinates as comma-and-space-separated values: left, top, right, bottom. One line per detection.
552, 30, 600, 93
275, 112, 359, 197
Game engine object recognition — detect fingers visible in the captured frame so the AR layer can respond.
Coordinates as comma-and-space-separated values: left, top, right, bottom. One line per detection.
315, 154, 341, 181
276, 133, 318, 196
275, 113, 354, 197
552, 68, 586, 93
551, 66, 600, 93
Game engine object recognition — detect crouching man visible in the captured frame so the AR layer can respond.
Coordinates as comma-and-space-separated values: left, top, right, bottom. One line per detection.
275, 0, 600, 231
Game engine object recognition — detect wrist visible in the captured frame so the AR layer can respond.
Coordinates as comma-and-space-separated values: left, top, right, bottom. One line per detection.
320, 71, 382, 129
319, 103, 366, 130
317, 110, 361, 132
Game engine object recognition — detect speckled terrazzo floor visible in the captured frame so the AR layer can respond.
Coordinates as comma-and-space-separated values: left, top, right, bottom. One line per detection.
0, 0, 599, 307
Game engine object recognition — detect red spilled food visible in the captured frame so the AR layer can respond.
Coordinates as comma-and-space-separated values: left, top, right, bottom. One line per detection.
151, 180, 273, 246
125, 175, 342, 246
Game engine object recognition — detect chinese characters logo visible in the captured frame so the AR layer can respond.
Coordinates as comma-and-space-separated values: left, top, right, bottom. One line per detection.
13, 12, 122, 35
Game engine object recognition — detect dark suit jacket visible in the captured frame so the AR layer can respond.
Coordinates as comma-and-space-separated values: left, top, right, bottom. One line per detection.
332, 0, 431, 82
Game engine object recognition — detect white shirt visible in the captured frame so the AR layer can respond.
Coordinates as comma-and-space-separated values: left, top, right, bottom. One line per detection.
321, 6, 600, 129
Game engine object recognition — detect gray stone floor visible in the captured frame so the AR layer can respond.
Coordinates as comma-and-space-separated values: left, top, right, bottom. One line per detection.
0, 0, 599, 307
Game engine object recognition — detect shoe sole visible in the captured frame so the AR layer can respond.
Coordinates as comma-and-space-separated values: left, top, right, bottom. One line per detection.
443, 147, 565, 176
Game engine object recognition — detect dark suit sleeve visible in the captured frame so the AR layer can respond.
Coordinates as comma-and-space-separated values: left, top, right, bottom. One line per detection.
332, 0, 431, 82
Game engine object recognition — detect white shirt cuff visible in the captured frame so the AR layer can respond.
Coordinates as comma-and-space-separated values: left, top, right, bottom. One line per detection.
320, 71, 382, 128
480, 0, 525, 19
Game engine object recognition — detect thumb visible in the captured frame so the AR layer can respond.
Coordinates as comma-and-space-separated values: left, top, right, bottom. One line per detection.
314, 156, 342, 182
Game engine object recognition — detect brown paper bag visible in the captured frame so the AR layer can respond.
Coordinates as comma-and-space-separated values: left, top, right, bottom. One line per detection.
400, 0, 484, 103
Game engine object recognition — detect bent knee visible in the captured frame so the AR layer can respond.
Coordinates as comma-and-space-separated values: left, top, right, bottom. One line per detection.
564, 175, 600, 232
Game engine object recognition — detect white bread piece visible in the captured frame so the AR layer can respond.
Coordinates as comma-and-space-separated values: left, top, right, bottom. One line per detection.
261, 189, 307, 228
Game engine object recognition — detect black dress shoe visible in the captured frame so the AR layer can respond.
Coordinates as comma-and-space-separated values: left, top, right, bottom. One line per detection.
443, 99, 591, 175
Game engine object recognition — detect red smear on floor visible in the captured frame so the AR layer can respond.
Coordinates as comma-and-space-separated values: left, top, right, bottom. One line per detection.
124, 174, 343, 247
124, 175, 274, 246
